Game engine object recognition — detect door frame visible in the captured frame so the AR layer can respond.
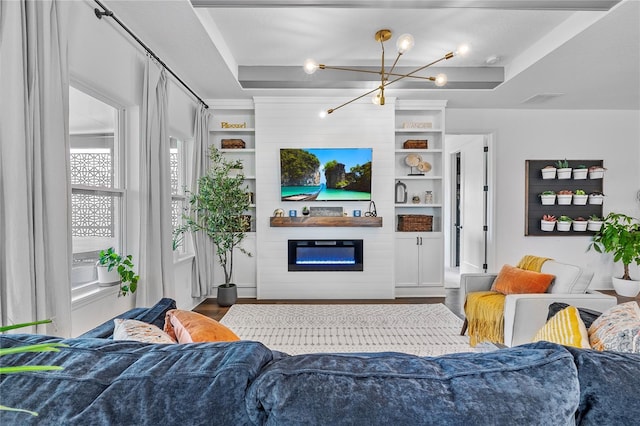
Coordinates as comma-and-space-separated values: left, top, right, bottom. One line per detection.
444, 132, 496, 274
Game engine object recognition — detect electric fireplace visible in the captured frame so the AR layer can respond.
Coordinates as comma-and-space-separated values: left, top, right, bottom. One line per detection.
288, 239, 363, 271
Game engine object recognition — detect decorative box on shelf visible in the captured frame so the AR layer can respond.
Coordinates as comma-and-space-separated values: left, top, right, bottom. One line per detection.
397, 214, 433, 232
221, 139, 246, 149
403, 140, 428, 149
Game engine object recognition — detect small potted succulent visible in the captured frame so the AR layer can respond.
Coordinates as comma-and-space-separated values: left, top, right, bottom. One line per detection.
588, 191, 604, 205
557, 215, 573, 232
572, 164, 588, 180
588, 165, 606, 179
587, 214, 604, 232
572, 216, 588, 232
541, 214, 557, 232
556, 190, 573, 205
572, 189, 588, 205
555, 159, 572, 179
541, 165, 557, 179
539, 190, 556, 205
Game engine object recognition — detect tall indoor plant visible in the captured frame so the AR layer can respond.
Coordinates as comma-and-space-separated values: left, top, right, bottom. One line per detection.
589, 212, 640, 297
181, 147, 251, 306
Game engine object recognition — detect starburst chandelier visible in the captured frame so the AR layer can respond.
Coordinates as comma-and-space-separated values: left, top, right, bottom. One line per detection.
303, 29, 469, 115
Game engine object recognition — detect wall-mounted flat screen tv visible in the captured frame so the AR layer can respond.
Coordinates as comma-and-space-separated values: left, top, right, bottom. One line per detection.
280, 148, 372, 201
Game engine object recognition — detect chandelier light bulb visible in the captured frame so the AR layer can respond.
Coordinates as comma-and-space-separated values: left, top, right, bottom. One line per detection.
396, 34, 415, 54
303, 58, 319, 74
319, 110, 328, 118
455, 44, 470, 57
434, 73, 448, 87
372, 92, 382, 105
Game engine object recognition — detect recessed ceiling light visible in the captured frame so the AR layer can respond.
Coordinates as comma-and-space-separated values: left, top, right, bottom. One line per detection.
485, 55, 500, 65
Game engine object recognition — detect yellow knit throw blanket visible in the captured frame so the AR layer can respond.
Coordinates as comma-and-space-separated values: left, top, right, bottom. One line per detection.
465, 255, 552, 346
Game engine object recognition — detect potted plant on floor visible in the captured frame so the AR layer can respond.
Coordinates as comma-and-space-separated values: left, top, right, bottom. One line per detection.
589, 212, 640, 297
97, 247, 139, 297
180, 147, 251, 306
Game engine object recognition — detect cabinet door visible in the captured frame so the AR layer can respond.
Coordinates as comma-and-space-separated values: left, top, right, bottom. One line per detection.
395, 234, 421, 287
418, 235, 443, 287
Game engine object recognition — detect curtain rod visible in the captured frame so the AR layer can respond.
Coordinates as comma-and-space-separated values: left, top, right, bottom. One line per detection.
93, 0, 209, 109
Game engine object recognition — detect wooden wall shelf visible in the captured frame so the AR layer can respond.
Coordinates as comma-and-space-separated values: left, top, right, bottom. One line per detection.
270, 216, 383, 227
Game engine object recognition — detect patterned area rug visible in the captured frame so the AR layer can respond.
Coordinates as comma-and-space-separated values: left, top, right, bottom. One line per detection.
220, 303, 479, 356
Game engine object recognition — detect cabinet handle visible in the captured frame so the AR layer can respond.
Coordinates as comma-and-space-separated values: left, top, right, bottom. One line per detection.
416, 236, 419, 245
420, 237, 423, 245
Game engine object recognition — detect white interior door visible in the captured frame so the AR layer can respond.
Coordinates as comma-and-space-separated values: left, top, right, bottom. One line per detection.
458, 136, 486, 274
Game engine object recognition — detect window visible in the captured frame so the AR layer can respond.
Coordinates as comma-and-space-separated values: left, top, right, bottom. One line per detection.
69, 86, 124, 289
170, 137, 187, 254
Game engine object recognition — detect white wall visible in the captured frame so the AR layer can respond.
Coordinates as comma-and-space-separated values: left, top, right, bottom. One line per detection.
447, 108, 640, 289
255, 98, 395, 299
67, 1, 201, 335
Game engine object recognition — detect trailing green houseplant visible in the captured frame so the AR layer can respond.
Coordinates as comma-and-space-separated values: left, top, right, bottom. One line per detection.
97, 247, 139, 297
589, 212, 640, 281
179, 147, 251, 304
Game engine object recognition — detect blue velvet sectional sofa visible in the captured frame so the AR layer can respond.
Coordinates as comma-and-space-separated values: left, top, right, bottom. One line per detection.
1, 298, 639, 425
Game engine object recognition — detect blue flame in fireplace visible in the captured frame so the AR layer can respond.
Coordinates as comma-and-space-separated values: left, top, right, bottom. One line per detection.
295, 247, 356, 265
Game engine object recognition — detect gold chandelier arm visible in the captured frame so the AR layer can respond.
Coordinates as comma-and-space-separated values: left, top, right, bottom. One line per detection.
386, 52, 402, 80
320, 65, 384, 75
384, 52, 453, 87
327, 85, 382, 114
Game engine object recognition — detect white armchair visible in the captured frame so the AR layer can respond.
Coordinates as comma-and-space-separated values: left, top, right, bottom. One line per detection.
461, 260, 617, 347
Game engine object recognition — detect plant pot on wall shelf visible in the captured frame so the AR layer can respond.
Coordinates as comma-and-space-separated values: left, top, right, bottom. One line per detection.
555, 159, 571, 179
557, 216, 572, 232
588, 166, 606, 179
572, 218, 588, 231
573, 191, 588, 205
541, 166, 557, 179
541, 215, 557, 232
540, 192, 556, 205
589, 193, 604, 205
573, 166, 588, 179
587, 217, 603, 232
556, 191, 573, 205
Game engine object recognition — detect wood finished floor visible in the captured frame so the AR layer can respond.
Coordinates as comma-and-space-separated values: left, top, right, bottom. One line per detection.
192, 289, 636, 322
193, 289, 467, 322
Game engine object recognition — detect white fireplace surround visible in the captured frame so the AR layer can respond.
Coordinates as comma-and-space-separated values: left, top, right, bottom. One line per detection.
255, 97, 395, 299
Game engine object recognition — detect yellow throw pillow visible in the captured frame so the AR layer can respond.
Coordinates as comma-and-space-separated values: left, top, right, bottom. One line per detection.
491, 264, 555, 294
532, 306, 590, 348
164, 309, 240, 344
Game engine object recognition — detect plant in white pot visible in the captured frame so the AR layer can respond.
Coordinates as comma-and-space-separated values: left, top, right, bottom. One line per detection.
557, 215, 572, 232
180, 147, 251, 306
572, 216, 588, 232
539, 190, 556, 205
587, 214, 604, 232
588, 165, 606, 179
540, 165, 557, 179
541, 214, 557, 232
556, 190, 573, 205
588, 191, 604, 205
97, 247, 139, 297
589, 212, 640, 297
572, 189, 588, 205
572, 164, 588, 180
555, 159, 572, 179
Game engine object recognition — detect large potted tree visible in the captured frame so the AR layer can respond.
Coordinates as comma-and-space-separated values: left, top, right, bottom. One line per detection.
181, 147, 251, 306
589, 212, 640, 297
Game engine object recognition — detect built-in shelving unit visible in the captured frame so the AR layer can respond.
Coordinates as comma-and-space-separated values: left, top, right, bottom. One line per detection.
394, 100, 446, 295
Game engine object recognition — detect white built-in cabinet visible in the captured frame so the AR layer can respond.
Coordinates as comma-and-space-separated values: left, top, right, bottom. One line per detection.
394, 101, 446, 296
209, 100, 257, 296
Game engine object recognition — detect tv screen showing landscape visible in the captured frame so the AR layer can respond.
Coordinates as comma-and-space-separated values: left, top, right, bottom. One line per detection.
280, 148, 372, 201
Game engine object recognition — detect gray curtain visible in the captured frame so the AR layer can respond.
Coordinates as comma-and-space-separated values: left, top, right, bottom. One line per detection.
137, 57, 174, 307
191, 104, 215, 297
0, 0, 72, 336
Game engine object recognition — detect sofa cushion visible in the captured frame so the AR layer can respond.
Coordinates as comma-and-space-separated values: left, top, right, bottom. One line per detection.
491, 264, 555, 294
246, 343, 580, 425
547, 302, 602, 329
588, 301, 640, 353
533, 306, 590, 348
164, 309, 240, 343
531, 341, 640, 425
0, 335, 274, 425
542, 261, 593, 294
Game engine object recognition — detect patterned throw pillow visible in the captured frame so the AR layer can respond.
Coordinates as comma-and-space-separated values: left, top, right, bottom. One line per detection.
533, 306, 590, 348
588, 302, 640, 353
113, 319, 176, 344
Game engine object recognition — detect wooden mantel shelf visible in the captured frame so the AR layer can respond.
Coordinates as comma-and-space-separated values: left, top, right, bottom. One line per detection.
270, 216, 383, 227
